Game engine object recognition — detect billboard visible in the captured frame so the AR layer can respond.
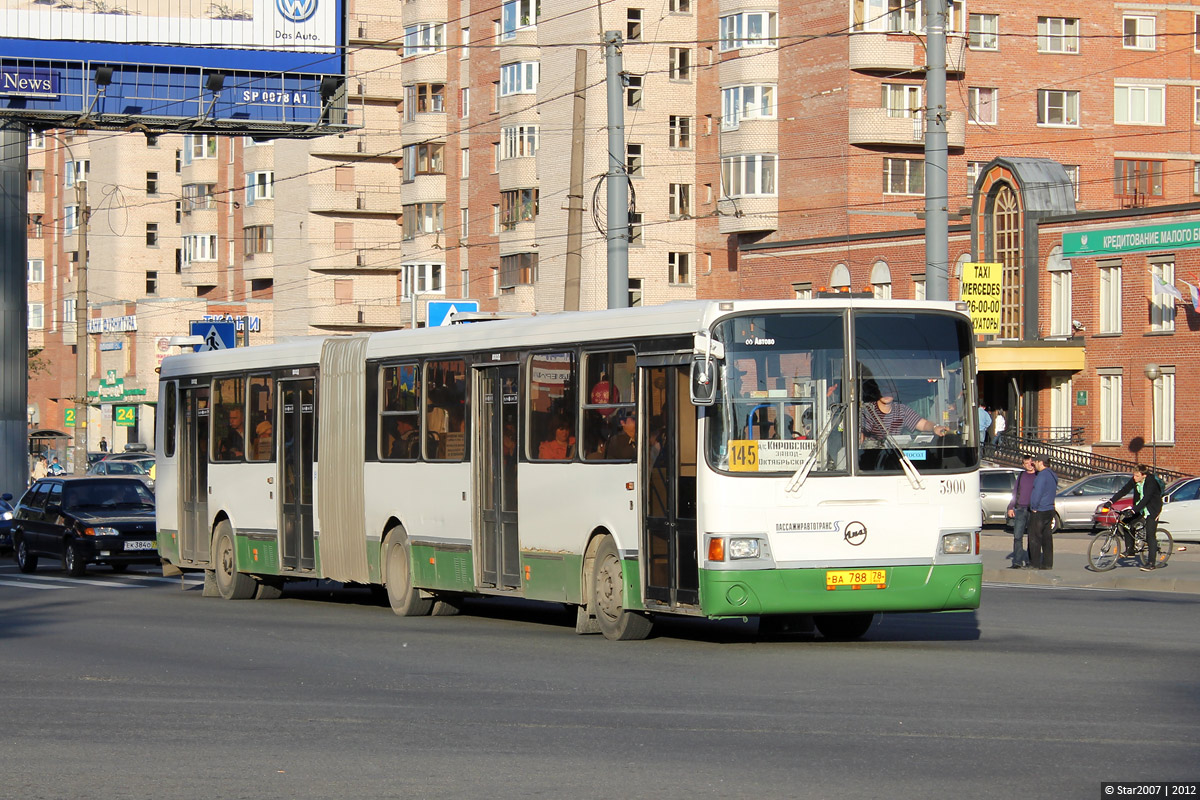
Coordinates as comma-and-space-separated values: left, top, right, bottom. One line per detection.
0, 0, 346, 135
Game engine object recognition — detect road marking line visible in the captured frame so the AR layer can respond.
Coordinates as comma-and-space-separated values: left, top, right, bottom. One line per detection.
0, 578, 64, 590
984, 581, 1120, 592
6, 574, 141, 588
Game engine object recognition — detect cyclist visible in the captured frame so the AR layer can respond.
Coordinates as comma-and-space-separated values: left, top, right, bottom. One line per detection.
1108, 464, 1163, 572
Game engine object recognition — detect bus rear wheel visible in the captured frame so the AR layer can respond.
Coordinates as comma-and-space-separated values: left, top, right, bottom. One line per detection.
591, 535, 653, 641
814, 612, 875, 641
213, 522, 257, 600
384, 528, 432, 617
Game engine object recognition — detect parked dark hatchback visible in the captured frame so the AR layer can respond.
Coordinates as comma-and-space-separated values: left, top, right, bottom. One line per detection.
12, 477, 157, 576
0, 492, 15, 553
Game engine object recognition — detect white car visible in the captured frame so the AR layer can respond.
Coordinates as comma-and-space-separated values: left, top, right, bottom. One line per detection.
1158, 494, 1200, 544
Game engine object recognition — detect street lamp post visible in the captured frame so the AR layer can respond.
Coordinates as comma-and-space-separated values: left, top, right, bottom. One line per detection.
1144, 363, 1160, 474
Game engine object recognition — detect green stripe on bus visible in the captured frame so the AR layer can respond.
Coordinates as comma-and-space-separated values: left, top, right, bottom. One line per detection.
699, 564, 982, 617
410, 544, 476, 592
236, 534, 280, 574
156, 529, 179, 564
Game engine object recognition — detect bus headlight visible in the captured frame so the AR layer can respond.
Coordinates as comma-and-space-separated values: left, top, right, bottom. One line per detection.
728, 538, 761, 560
941, 532, 972, 554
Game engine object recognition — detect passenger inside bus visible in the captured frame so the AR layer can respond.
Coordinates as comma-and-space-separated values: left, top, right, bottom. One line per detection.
538, 416, 576, 460
385, 417, 420, 459
859, 378, 947, 443
605, 408, 636, 460
217, 406, 245, 460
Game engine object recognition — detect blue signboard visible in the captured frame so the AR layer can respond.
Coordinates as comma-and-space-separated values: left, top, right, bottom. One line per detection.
427, 300, 481, 328
191, 321, 237, 352
0, 0, 346, 135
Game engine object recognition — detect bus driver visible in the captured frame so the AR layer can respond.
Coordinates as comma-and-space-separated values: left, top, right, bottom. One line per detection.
859, 378, 948, 441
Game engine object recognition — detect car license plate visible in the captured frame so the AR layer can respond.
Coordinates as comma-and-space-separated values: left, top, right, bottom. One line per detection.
124, 540, 155, 551
825, 569, 887, 590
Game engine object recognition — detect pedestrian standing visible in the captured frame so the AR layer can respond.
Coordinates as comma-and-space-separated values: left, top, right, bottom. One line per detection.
977, 405, 992, 458
1006, 454, 1037, 568
99, 436, 108, 453
1027, 454, 1059, 570
992, 408, 1007, 448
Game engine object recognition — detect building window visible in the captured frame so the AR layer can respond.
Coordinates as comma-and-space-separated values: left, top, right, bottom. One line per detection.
499, 62, 539, 96
146, 222, 159, 247
243, 225, 274, 257
626, 143, 643, 177
1114, 85, 1164, 125
668, 183, 691, 218
27, 214, 43, 239
27, 169, 43, 193
793, 281, 813, 300
460, 149, 470, 179
669, 0, 689, 11
628, 212, 643, 245
719, 11, 777, 51
184, 134, 217, 163
1150, 259, 1176, 333
183, 233, 218, 263
500, 188, 539, 229
401, 263, 445, 297
883, 83, 922, 118
404, 83, 446, 119
721, 84, 775, 130
62, 297, 75, 324
668, 252, 690, 285
146, 172, 159, 195
1063, 165, 1081, 201
627, 8, 642, 41
668, 115, 692, 148
1114, 159, 1163, 198
183, 183, 215, 212
500, 125, 539, 159
146, 271, 158, 295
28, 303, 44, 330
460, 208, 469, 239
64, 205, 78, 235
501, 0, 538, 39
1048, 246, 1072, 337
1037, 17, 1079, 53
993, 184, 1022, 339
500, 253, 537, 288
1123, 15, 1156, 50
669, 48, 691, 80
404, 21, 445, 55
967, 161, 985, 196
27, 259, 44, 283
65, 160, 89, 187
402, 203, 445, 240
402, 143, 445, 181
967, 87, 996, 124
912, 274, 926, 300
628, 278, 643, 307
245, 171, 274, 205
1151, 370, 1175, 444
1099, 260, 1122, 334
28, 130, 44, 149
1099, 372, 1122, 443
625, 74, 643, 109
870, 260, 892, 299
722, 154, 777, 197
882, 157, 924, 195
1050, 376, 1072, 432
460, 87, 470, 118
1038, 90, 1079, 126
968, 13, 998, 50
852, 0, 923, 33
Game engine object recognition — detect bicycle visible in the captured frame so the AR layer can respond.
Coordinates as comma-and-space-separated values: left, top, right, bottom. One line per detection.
1087, 509, 1173, 572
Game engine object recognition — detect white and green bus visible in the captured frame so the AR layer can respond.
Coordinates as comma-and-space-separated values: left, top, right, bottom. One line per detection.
156, 299, 983, 640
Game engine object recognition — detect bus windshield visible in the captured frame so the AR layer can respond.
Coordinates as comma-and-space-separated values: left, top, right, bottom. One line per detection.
705, 309, 975, 476
854, 310, 976, 473
706, 313, 847, 474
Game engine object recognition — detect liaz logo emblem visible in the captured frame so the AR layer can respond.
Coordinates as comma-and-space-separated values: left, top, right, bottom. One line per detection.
277, 0, 317, 23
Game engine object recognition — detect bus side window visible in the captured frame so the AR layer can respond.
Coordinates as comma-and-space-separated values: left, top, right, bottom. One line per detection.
581, 350, 635, 461
380, 364, 420, 461
212, 376, 246, 462
425, 359, 467, 461
163, 381, 177, 458
528, 351, 577, 461
247, 375, 274, 462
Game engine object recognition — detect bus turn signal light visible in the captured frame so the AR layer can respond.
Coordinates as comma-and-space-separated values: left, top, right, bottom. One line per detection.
708, 537, 725, 562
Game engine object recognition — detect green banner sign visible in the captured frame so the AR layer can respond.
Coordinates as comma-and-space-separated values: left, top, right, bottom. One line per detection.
1063, 222, 1200, 257
114, 406, 137, 427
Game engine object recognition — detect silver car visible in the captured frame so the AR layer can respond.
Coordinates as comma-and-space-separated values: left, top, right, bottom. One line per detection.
980, 467, 1022, 526
1054, 472, 1132, 530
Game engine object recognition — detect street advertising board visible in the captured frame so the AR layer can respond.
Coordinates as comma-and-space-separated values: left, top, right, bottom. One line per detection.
959, 262, 1002, 335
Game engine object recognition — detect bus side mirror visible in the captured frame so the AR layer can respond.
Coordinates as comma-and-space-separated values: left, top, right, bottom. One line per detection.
690, 358, 718, 406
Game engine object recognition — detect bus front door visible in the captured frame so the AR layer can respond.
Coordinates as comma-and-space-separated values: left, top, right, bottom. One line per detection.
179, 386, 210, 563
642, 365, 699, 607
476, 364, 520, 590
279, 379, 316, 571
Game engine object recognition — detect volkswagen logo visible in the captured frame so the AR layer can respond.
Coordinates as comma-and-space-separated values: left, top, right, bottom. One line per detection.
277, 0, 318, 23
843, 521, 867, 546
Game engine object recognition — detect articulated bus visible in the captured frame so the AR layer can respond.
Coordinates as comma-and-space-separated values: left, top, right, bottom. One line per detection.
155, 299, 983, 641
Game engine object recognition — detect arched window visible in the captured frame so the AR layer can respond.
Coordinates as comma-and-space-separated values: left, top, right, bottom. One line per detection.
830, 263, 850, 290
870, 260, 891, 299
992, 184, 1022, 339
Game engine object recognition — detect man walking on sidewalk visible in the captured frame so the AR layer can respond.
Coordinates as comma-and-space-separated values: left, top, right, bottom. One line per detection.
1007, 454, 1037, 568
1028, 455, 1059, 570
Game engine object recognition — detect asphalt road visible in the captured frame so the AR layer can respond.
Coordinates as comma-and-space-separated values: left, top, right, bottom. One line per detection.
1, 562, 1197, 800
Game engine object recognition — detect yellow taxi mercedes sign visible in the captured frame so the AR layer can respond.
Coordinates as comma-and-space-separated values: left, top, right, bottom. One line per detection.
959, 262, 1002, 334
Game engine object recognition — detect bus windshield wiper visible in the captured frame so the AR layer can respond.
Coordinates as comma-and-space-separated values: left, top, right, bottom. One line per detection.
785, 403, 845, 493
861, 403, 925, 490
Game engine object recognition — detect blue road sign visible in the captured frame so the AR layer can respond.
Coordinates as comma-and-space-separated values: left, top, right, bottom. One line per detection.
191, 321, 237, 352
427, 300, 481, 327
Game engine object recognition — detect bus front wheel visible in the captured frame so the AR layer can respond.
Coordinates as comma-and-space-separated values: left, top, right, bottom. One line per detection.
591, 535, 653, 641
384, 528, 432, 617
213, 521, 256, 600
814, 612, 875, 641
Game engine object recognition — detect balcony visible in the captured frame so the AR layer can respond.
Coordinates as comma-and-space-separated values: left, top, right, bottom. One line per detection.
848, 108, 965, 148
181, 260, 220, 288
716, 196, 778, 235
242, 252, 274, 282
311, 183, 406, 214
349, 12, 404, 44
849, 31, 967, 74
310, 302, 410, 329
310, 132, 405, 158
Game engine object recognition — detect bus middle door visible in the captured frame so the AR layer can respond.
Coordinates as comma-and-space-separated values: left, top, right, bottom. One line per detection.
179, 385, 210, 564
279, 379, 316, 571
475, 363, 520, 590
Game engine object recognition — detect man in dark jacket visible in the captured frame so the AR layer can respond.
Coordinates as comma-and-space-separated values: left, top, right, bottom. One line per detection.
1109, 465, 1164, 571
1006, 454, 1037, 568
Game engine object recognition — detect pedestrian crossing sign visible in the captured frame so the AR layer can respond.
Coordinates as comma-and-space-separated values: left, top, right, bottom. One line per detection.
190, 321, 237, 351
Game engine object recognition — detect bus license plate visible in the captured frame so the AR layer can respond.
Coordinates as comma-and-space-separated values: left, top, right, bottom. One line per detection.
124, 540, 155, 551
825, 569, 887, 590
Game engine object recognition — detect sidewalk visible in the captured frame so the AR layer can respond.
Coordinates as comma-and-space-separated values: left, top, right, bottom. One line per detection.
981, 529, 1200, 594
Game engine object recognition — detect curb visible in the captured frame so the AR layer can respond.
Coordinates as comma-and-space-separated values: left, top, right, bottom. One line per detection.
982, 566, 1200, 595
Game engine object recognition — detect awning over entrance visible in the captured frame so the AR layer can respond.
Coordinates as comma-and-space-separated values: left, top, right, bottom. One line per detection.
977, 344, 1084, 372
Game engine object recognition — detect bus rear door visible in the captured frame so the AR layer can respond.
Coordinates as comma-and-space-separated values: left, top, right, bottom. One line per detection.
179, 385, 210, 563
475, 363, 521, 590
279, 379, 316, 571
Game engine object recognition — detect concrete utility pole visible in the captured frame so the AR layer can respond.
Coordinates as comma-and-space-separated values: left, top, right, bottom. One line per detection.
73, 160, 89, 474
0, 124, 29, 493
563, 49, 588, 312
604, 31, 629, 309
924, 0, 949, 302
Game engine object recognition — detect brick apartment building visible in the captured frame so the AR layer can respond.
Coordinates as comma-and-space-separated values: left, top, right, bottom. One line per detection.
22, 0, 1200, 475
